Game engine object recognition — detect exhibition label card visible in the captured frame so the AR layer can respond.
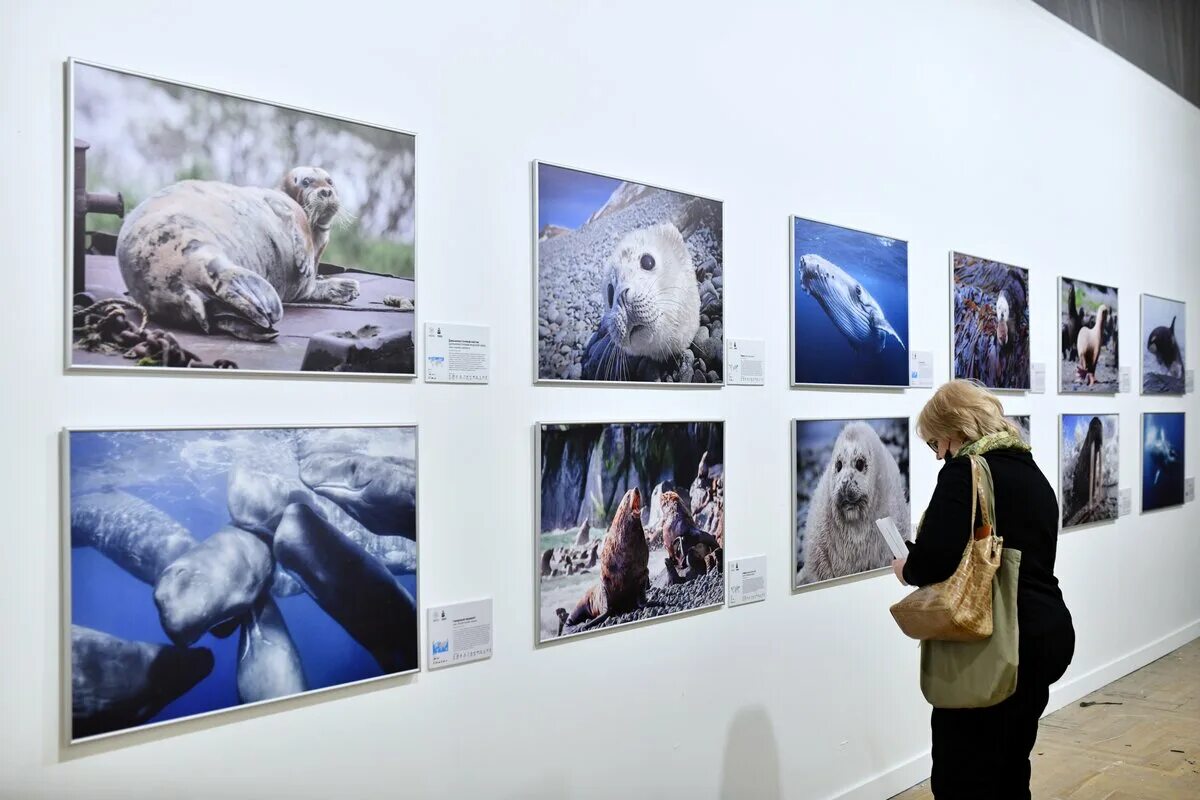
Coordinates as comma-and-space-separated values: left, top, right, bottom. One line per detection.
1031, 363, 1046, 394
1187, 370, 1195, 394
1119, 366, 1131, 394
875, 517, 909, 560
727, 556, 767, 607
909, 351, 934, 387
424, 322, 489, 384
1119, 488, 1131, 517
427, 598, 493, 669
1187, 478, 1196, 504
726, 338, 765, 386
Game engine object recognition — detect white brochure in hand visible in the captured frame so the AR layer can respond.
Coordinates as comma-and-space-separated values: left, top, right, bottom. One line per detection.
875, 517, 909, 560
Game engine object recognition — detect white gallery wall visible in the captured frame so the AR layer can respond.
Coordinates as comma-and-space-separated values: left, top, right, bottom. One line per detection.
1, 0, 1198, 797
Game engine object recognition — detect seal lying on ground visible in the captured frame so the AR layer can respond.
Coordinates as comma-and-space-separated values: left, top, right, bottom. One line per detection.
798, 254, 904, 355
117, 167, 359, 342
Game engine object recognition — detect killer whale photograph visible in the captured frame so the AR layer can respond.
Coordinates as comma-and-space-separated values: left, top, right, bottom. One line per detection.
1142, 412, 1185, 512
952, 252, 1030, 390
1059, 414, 1119, 529
791, 216, 908, 387
68, 60, 417, 376
1059, 277, 1119, 393
793, 418, 910, 589
67, 425, 418, 741
535, 162, 724, 384
1141, 294, 1186, 395
536, 421, 725, 642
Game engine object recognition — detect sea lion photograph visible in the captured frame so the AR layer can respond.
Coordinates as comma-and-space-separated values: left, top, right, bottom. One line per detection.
791, 216, 909, 387
1058, 277, 1119, 393
537, 421, 725, 642
1059, 414, 1119, 528
793, 417, 910, 589
1141, 293, 1187, 394
952, 252, 1031, 389
68, 60, 416, 375
535, 161, 724, 384
1142, 412, 1186, 512
67, 424, 419, 741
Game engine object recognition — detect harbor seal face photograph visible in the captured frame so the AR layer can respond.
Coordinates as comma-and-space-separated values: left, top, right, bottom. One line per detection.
792, 217, 909, 387
793, 418, 910, 589
1060, 414, 1119, 529
1141, 412, 1185, 512
69, 60, 416, 375
1059, 277, 1120, 393
951, 252, 1031, 389
1141, 294, 1187, 394
535, 162, 724, 384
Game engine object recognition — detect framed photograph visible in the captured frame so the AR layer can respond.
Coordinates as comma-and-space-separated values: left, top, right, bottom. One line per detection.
535, 421, 725, 642
533, 161, 724, 385
1142, 412, 1185, 512
951, 252, 1030, 390
1059, 414, 1119, 529
65, 424, 418, 742
1141, 294, 1186, 395
793, 418, 910, 589
790, 216, 909, 387
1059, 278, 1119, 393
67, 59, 417, 376
1006, 414, 1031, 445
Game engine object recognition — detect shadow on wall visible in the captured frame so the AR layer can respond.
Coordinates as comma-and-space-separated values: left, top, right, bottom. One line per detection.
720, 705, 782, 800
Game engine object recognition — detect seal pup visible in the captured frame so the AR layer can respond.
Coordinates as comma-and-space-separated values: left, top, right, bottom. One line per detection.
236, 595, 307, 704
116, 167, 359, 342
1147, 316, 1183, 377
797, 422, 909, 585
1076, 304, 1109, 385
71, 491, 198, 584
1069, 417, 1105, 520
798, 254, 904, 355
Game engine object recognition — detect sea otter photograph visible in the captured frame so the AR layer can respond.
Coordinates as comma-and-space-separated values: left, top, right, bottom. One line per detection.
1141, 293, 1187, 395
793, 417, 910, 589
535, 162, 724, 384
791, 216, 908, 387
952, 252, 1031, 390
1142, 412, 1185, 512
67, 425, 419, 740
1059, 414, 1119, 529
1059, 277, 1119, 393
537, 421, 725, 642
68, 59, 416, 376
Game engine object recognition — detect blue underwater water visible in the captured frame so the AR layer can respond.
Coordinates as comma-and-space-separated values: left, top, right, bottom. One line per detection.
792, 218, 909, 386
537, 163, 622, 230
1142, 413, 1185, 512
69, 429, 417, 734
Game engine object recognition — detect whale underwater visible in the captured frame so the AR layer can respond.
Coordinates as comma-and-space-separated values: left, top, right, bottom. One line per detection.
798, 254, 905, 356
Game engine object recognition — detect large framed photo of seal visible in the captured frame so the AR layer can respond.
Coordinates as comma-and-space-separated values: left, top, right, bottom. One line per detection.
533, 162, 724, 385
951, 252, 1030, 390
1141, 412, 1185, 512
790, 216, 909, 387
1141, 294, 1186, 395
1059, 414, 1119, 530
1059, 277, 1119, 394
63, 424, 418, 742
792, 417, 910, 590
66, 59, 417, 377
536, 421, 725, 643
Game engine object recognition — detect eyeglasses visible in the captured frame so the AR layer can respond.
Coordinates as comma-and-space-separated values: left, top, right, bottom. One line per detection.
927, 439, 940, 454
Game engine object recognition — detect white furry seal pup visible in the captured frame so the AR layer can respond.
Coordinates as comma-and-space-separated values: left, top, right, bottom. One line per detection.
797, 421, 909, 585
116, 167, 359, 342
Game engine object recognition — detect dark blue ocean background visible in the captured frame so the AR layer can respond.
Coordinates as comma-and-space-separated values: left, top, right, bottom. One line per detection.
792, 218, 909, 386
69, 429, 417, 732
1142, 413, 1185, 511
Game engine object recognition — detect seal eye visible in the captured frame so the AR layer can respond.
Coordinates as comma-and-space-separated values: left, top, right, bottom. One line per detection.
855, 458, 866, 472
606, 283, 615, 307
835, 459, 842, 472
639, 253, 655, 271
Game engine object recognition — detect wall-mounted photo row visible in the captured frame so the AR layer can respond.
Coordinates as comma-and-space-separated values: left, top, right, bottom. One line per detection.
1059, 414, 1119, 529
951, 252, 1030, 390
1006, 415, 1032, 445
1141, 294, 1186, 395
536, 421, 724, 642
68, 59, 416, 376
534, 162, 724, 384
1142, 412, 1185, 512
1060, 278, 1119, 393
66, 424, 418, 741
793, 418, 910, 589
790, 217, 909, 387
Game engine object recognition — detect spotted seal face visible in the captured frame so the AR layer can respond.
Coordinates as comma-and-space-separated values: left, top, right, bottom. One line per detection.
281, 167, 341, 231
826, 423, 884, 525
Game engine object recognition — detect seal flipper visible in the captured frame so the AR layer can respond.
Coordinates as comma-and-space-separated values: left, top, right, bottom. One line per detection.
204, 257, 283, 341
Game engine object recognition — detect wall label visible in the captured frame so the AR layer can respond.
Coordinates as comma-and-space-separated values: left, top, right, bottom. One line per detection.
726, 338, 765, 386
728, 556, 767, 606
425, 322, 489, 384
909, 351, 934, 387
427, 598, 493, 669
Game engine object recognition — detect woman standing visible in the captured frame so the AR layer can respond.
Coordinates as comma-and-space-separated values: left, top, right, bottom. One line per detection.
892, 380, 1075, 800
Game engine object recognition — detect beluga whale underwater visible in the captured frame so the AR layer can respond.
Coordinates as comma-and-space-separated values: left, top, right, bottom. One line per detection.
797, 254, 905, 355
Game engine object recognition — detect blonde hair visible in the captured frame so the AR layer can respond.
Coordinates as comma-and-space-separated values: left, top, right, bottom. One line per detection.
916, 379, 1019, 443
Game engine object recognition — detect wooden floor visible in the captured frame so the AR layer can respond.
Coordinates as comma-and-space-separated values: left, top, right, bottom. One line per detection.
893, 639, 1200, 799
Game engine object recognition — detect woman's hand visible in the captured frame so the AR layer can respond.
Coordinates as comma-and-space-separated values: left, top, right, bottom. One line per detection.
892, 558, 908, 585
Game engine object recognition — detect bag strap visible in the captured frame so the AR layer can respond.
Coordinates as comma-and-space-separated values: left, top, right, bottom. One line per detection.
968, 454, 1001, 556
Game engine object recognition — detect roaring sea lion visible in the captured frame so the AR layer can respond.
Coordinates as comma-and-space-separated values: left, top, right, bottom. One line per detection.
659, 490, 721, 584
236, 595, 307, 705
560, 488, 650, 632
70, 491, 198, 584
797, 254, 904, 355
116, 167, 359, 342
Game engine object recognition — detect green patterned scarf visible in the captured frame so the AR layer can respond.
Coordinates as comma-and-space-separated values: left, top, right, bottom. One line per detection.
955, 430, 1031, 458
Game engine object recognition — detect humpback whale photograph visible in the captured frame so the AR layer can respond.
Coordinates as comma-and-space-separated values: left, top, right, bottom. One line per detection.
1142, 412, 1185, 512
791, 217, 908, 387
66, 424, 419, 740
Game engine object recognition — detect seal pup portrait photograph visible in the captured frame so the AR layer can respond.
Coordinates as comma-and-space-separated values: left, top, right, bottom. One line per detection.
536, 421, 725, 642
1142, 412, 1185, 512
1059, 277, 1119, 393
1059, 414, 1119, 529
1141, 294, 1187, 395
66, 424, 419, 741
534, 162, 724, 384
793, 417, 910, 589
791, 216, 908, 387
67, 59, 417, 376
951, 252, 1031, 390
